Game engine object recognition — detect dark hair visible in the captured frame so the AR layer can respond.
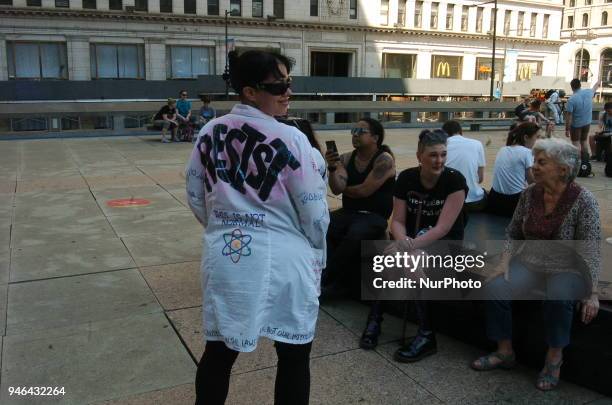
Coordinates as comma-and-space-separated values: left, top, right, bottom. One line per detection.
228, 50, 294, 96
277, 117, 322, 152
359, 117, 394, 157
179, 89, 187, 96
200, 95, 211, 103
604, 101, 612, 110
506, 122, 540, 146
418, 129, 448, 153
442, 120, 462, 137
570, 79, 582, 91
529, 99, 541, 109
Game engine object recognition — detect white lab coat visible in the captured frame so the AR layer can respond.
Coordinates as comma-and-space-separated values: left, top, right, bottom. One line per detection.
186, 104, 329, 352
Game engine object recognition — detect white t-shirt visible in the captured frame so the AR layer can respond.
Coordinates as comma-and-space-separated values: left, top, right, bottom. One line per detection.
445, 135, 486, 203
491, 145, 534, 195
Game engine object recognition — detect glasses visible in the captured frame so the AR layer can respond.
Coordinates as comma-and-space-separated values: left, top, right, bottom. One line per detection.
255, 79, 292, 96
180, 93, 187, 97
351, 127, 370, 136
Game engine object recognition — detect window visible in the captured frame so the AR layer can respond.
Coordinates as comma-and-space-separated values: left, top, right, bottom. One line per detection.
253, 0, 263, 17
600, 49, 612, 87
568, 15, 574, 28
310, 0, 318, 16
109, 0, 122, 10
446, 4, 453, 29
543, 14, 549, 38
574, 49, 590, 82
135, 0, 147, 11
207, 0, 218, 15
582, 13, 589, 27
382, 53, 416, 78
516, 60, 542, 81
431, 55, 462, 79
398, 1, 406, 26
90, 44, 145, 79
569, 0, 575, 6
461, 6, 468, 31
414, 1, 422, 28
380, 0, 389, 25
517, 11, 524, 35
26, 0, 41, 5
475, 57, 503, 81
0, 0, 13, 4
530, 13, 537, 36
350, 0, 357, 19
230, 0, 241, 15
55, 0, 69, 7
167, 46, 215, 78
476, 7, 483, 32
602, 11, 608, 25
82, 0, 96, 8
11, 117, 47, 132
431, 2, 439, 29
7, 42, 68, 79
160, 0, 171, 12
184, 0, 195, 13
503, 10, 511, 35
273, 0, 283, 18
585, 0, 591, 4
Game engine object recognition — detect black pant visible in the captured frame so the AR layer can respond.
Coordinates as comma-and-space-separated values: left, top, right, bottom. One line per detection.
195, 340, 312, 405
487, 188, 521, 218
324, 209, 388, 289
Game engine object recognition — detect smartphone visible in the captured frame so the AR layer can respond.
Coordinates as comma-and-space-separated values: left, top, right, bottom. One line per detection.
325, 140, 338, 154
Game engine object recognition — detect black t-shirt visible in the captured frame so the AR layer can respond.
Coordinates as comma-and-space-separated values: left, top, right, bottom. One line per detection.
154, 105, 176, 120
393, 167, 468, 240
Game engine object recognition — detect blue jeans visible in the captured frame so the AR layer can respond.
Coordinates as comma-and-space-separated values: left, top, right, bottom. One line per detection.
485, 259, 587, 348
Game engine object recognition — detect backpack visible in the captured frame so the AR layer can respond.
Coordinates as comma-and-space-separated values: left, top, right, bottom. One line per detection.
606, 158, 612, 177
577, 151, 593, 178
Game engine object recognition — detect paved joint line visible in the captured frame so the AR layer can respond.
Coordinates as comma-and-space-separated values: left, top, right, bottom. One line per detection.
7, 265, 140, 285
162, 312, 199, 366
165, 304, 201, 312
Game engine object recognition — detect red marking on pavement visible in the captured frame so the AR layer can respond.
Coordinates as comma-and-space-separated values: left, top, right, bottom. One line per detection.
107, 198, 151, 208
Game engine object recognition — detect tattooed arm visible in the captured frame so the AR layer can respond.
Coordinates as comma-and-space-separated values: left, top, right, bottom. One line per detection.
343, 152, 395, 198
328, 152, 350, 195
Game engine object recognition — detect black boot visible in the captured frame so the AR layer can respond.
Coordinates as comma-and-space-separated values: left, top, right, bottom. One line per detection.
394, 331, 437, 363
359, 314, 383, 350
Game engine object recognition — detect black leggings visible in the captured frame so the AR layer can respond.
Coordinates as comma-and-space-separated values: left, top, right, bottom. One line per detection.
195, 340, 312, 405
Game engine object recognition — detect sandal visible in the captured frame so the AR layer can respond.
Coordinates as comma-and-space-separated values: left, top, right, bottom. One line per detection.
470, 351, 516, 371
359, 316, 382, 350
536, 359, 563, 391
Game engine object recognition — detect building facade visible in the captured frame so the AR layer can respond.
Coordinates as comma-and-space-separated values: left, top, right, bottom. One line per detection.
0, 0, 564, 88
559, 0, 612, 96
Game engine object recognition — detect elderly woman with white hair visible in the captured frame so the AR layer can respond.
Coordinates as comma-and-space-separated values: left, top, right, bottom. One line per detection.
470, 138, 601, 391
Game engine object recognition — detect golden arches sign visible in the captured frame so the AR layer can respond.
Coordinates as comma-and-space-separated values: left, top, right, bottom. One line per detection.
436, 62, 451, 77
518, 64, 532, 81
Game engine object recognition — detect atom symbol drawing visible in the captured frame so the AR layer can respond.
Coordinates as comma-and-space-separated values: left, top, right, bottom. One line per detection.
222, 229, 253, 263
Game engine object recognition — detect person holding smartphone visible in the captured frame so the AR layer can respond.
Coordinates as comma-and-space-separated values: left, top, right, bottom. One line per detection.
322, 118, 396, 298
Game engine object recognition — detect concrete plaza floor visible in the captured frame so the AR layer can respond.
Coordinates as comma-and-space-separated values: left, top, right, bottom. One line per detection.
0, 127, 611, 404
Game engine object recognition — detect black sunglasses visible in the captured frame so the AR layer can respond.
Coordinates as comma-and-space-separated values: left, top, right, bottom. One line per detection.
255, 79, 292, 96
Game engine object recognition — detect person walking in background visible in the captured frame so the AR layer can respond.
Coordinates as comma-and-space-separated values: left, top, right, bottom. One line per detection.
187, 50, 329, 405
545, 89, 563, 125
565, 78, 601, 158
488, 123, 538, 217
153, 98, 178, 143
442, 120, 487, 212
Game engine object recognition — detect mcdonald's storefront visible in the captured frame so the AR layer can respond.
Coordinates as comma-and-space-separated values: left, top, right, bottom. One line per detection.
431, 55, 463, 79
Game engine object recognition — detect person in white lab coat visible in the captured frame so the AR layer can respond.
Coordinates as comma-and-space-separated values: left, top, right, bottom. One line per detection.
186, 50, 329, 405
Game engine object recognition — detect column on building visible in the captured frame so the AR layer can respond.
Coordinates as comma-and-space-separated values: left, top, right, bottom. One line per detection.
364, 45, 380, 77
453, 3, 462, 32
535, 13, 544, 38
146, 38, 166, 80
41, 0, 54, 7
67, 36, 91, 80
389, 0, 399, 26
148, 0, 160, 13
467, 5, 477, 33
422, 1, 431, 30
173, 0, 184, 15
439, 3, 447, 30
216, 39, 226, 78
483, 7, 492, 35
0, 39, 7, 81
196, 0, 206, 15
97, 0, 109, 10
12, 0, 26, 6
123, 0, 134, 8
72, 0, 84, 9
405, 0, 415, 29
282, 42, 303, 76
416, 51, 431, 79
462, 53, 476, 81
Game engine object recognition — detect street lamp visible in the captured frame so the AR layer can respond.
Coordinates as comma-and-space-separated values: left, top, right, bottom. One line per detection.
469, 0, 498, 100
223, 9, 239, 99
